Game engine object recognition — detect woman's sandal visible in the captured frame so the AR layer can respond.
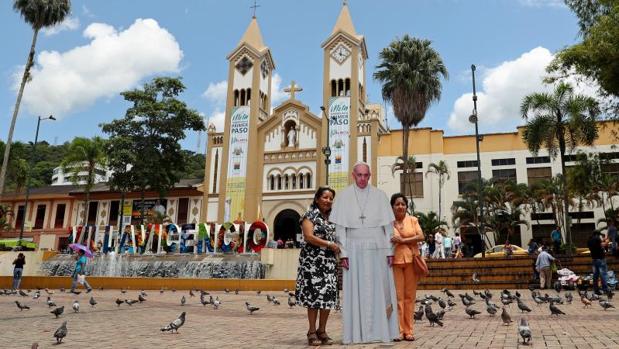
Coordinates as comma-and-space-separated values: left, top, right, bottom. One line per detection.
316, 331, 334, 345
393, 335, 404, 342
404, 334, 415, 341
307, 332, 322, 346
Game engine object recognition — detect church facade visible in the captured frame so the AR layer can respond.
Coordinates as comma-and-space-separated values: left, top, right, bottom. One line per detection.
200, 5, 389, 242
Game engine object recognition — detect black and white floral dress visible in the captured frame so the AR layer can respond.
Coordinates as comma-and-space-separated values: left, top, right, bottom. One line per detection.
295, 207, 338, 309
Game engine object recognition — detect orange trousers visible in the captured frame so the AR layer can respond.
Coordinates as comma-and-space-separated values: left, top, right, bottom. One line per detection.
392, 262, 418, 336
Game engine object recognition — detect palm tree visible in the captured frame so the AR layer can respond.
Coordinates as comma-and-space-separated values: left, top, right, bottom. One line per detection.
0, 0, 71, 197
426, 160, 450, 221
521, 82, 601, 248
374, 35, 447, 196
390, 155, 418, 212
413, 211, 447, 236
61, 137, 107, 226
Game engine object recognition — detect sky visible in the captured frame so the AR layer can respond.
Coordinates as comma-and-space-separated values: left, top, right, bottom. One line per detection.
0, 0, 585, 154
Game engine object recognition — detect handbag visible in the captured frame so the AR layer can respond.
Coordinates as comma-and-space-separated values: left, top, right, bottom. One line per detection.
413, 254, 429, 277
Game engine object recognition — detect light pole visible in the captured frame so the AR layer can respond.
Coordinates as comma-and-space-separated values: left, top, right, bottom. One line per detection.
469, 65, 485, 258
18, 115, 56, 247
320, 106, 332, 186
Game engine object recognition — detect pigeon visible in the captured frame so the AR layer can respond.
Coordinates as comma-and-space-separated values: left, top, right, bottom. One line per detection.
599, 300, 615, 310
189, 290, 195, 297
256, 290, 262, 295
125, 299, 138, 306
161, 312, 186, 333
473, 290, 480, 296
465, 306, 481, 319
554, 282, 561, 293
288, 296, 296, 308
461, 295, 475, 307
424, 305, 443, 327
181, 296, 186, 306
581, 296, 592, 308
486, 303, 497, 316
121, 289, 127, 294
518, 318, 532, 345
235, 289, 239, 295
212, 297, 221, 309
19, 290, 29, 297
246, 302, 260, 314
138, 294, 146, 303
549, 301, 565, 317
438, 298, 447, 310
72, 300, 79, 313
501, 297, 513, 307
565, 292, 573, 304
160, 288, 165, 294
44, 288, 54, 295
501, 307, 513, 325
413, 306, 424, 321
224, 288, 230, 293
46, 297, 56, 307
472, 272, 480, 283
435, 309, 446, 320
283, 288, 289, 293
51, 306, 64, 318
517, 299, 532, 313
172, 289, 176, 293
515, 291, 522, 299
60, 288, 65, 293
140, 290, 148, 297
89, 297, 97, 307
608, 290, 615, 300
115, 298, 123, 307
533, 296, 545, 306
32, 291, 40, 300
464, 293, 475, 302
447, 298, 457, 308
15, 301, 30, 311
54, 321, 68, 344
200, 290, 209, 296
441, 288, 455, 298
266, 294, 273, 302
200, 296, 210, 306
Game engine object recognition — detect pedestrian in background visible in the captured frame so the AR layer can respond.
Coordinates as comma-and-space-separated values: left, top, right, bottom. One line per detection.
550, 226, 562, 254
535, 245, 555, 289
588, 230, 610, 295
70, 249, 93, 294
12, 253, 26, 290
433, 230, 445, 259
443, 233, 452, 258
607, 220, 617, 257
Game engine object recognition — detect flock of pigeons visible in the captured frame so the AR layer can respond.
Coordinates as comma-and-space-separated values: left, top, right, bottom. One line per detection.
2, 283, 615, 346
414, 286, 615, 345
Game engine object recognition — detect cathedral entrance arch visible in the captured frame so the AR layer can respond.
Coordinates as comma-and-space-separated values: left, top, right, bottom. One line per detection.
273, 209, 301, 245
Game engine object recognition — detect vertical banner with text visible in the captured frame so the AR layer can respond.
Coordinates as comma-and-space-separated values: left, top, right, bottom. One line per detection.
328, 97, 350, 190
224, 106, 251, 221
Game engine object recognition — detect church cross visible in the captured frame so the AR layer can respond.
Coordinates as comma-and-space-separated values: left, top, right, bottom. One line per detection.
250, 0, 261, 18
284, 81, 303, 100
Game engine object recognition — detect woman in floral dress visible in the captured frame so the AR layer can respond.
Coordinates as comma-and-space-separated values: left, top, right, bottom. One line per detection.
296, 186, 339, 346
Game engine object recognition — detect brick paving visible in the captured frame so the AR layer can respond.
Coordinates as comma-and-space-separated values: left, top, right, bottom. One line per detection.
1, 288, 618, 348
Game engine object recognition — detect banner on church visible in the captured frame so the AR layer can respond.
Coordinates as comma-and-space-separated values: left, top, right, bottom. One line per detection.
328, 97, 350, 190
224, 106, 251, 221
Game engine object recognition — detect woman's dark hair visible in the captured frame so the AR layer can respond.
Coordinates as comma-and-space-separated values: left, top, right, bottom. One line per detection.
311, 186, 336, 211
77, 249, 85, 255
17, 253, 25, 259
390, 193, 408, 207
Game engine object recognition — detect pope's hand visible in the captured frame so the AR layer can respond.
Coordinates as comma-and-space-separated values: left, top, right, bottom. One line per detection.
387, 256, 394, 267
340, 258, 350, 270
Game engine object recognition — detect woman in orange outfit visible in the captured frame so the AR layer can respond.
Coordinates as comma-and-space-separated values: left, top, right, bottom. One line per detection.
390, 193, 425, 342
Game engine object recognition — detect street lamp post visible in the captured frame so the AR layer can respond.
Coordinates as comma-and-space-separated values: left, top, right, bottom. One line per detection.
320, 106, 332, 186
18, 115, 56, 247
469, 65, 485, 258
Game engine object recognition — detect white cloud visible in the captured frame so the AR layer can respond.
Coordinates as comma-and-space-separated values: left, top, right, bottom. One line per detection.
518, 0, 565, 8
42, 16, 80, 36
15, 18, 183, 118
201, 73, 286, 132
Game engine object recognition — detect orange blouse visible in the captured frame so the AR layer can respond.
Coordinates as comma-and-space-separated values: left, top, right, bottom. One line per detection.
392, 215, 423, 264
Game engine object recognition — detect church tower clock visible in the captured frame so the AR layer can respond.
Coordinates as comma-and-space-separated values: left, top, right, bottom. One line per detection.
320, 3, 368, 190
216, 16, 275, 222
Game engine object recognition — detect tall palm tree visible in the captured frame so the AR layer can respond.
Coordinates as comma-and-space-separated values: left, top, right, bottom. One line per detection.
413, 211, 447, 236
426, 160, 450, 220
0, 0, 71, 197
390, 155, 418, 212
374, 35, 447, 196
61, 137, 107, 226
521, 82, 601, 248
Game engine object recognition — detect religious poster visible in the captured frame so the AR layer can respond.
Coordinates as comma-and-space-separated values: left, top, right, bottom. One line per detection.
131, 199, 167, 224
328, 96, 350, 190
224, 106, 251, 221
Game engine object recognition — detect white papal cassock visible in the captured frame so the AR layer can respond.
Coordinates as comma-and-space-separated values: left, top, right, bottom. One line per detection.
330, 183, 399, 344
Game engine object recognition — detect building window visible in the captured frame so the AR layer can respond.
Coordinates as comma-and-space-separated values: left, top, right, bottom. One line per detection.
306, 173, 311, 189
269, 175, 275, 191
563, 154, 578, 162
362, 138, 367, 163
14, 205, 25, 229
458, 171, 478, 194
284, 175, 289, 190
212, 149, 219, 193
87, 201, 98, 225
492, 169, 517, 183
527, 167, 552, 186
299, 174, 304, 189
491, 158, 516, 166
602, 163, 619, 179
457, 160, 478, 168
54, 204, 66, 229
292, 175, 297, 189
177, 198, 189, 225
109, 201, 119, 226
526, 156, 551, 164
34, 204, 46, 229
601, 152, 619, 160
277, 175, 282, 190
400, 172, 424, 198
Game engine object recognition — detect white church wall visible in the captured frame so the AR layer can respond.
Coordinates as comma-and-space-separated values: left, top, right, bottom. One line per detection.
207, 199, 218, 222
265, 128, 282, 151
259, 68, 269, 94
299, 123, 316, 148
358, 52, 364, 86
329, 54, 352, 81
233, 66, 254, 90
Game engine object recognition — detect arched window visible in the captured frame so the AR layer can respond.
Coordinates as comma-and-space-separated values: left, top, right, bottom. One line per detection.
234, 90, 239, 106
246, 88, 251, 105
270, 175, 275, 191
292, 175, 297, 189
306, 173, 312, 189
345, 78, 351, 96
331, 80, 337, 97
212, 149, 219, 193
299, 174, 304, 189
240, 89, 246, 106
338, 79, 344, 96
363, 137, 368, 163
284, 175, 289, 190
277, 175, 282, 190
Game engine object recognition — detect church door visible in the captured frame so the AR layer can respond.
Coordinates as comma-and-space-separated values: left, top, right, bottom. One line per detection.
273, 209, 301, 245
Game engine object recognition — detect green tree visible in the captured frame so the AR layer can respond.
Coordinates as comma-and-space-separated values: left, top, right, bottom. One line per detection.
0, 0, 71, 197
521, 82, 601, 249
374, 35, 448, 197
104, 135, 136, 230
425, 160, 450, 221
101, 76, 205, 223
61, 137, 107, 226
413, 211, 446, 237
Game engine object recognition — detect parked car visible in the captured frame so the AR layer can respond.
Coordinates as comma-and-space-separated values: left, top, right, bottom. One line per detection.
473, 244, 528, 258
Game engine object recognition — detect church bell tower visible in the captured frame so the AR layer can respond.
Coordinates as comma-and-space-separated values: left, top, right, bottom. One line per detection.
319, 3, 368, 190
217, 16, 275, 222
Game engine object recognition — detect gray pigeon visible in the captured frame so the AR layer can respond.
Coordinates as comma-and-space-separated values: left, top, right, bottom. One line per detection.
438, 298, 447, 310
288, 296, 296, 308
115, 298, 123, 307
486, 303, 497, 316
549, 301, 565, 317
565, 292, 573, 304
413, 306, 424, 321
212, 297, 220, 309
200, 295, 209, 306
189, 289, 195, 297
138, 294, 146, 303
161, 312, 186, 333
517, 299, 532, 313
51, 306, 64, 318
266, 294, 273, 302
501, 307, 513, 325
441, 288, 455, 298
472, 272, 480, 283
435, 309, 446, 320
15, 301, 30, 311
465, 306, 481, 319
425, 305, 443, 327
54, 321, 68, 343
89, 297, 97, 307
125, 299, 138, 306
19, 290, 29, 297
518, 318, 532, 345
46, 297, 56, 307
599, 300, 615, 310
181, 295, 186, 306
72, 300, 79, 313
246, 302, 260, 314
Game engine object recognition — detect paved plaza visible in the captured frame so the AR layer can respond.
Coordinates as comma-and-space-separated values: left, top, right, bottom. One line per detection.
0, 288, 618, 349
